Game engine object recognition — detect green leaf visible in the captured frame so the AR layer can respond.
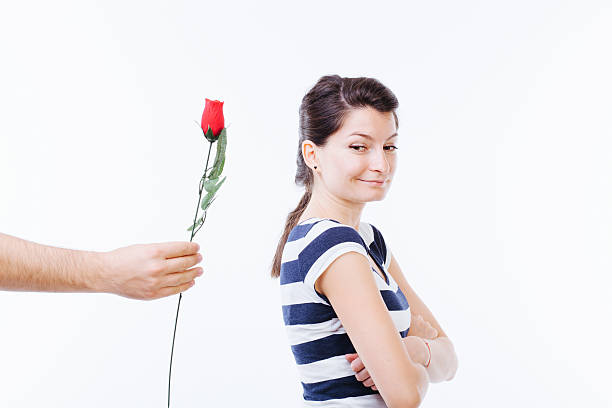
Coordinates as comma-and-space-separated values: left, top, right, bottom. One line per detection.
207, 175, 226, 196
203, 196, 217, 212
187, 217, 204, 231
200, 191, 214, 210
208, 128, 227, 179
203, 177, 219, 192
212, 154, 225, 180
200, 177, 225, 212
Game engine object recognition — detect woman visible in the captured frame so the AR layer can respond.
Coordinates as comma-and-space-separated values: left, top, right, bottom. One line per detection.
271, 75, 458, 407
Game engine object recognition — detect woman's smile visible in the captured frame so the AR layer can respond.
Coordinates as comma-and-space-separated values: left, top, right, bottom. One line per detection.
358, 178, 386, 186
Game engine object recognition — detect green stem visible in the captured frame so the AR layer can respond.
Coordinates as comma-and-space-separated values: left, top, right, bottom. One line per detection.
191, 142, 214, 242
168, 140, 215, 408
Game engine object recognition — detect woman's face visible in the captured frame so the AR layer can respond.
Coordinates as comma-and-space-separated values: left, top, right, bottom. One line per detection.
312, 106, 398, 203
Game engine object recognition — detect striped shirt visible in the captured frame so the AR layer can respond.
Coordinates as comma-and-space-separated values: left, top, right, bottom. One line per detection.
280, 217, 411, 407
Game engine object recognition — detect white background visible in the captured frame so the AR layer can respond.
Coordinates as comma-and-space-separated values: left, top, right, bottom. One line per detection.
1, 0, 611, 406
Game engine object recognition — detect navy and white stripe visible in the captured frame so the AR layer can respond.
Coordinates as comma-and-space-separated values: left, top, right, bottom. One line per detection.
280, 217, 410, 407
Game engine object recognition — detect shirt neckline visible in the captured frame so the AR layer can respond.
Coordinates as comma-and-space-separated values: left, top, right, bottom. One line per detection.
297, 216, 363, 233
298, 217, 390, 285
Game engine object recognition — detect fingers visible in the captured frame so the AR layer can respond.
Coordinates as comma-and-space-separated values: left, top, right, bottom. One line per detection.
347, 355, 375, 389
412, 313, 439, 339
355, 367, 371, 382
163, 267, 204, 287
345, 353, 359, 363
349, 356, 365, 373
163, 253, 203, 274
153, 280, 196, 299
157, 241, 201, 259
424, 318, 438, 339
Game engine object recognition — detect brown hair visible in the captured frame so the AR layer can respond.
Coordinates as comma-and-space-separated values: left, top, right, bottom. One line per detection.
270, 74, 399, 278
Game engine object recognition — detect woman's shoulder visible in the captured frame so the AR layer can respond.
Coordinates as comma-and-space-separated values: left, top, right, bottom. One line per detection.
280, 217, 368, 287
290, 218, 363, 248
290, 217, 384, 248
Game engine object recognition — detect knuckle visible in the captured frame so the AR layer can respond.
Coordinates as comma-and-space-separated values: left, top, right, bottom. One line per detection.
170, 276, 181, 287
150, 262, 165, 275
147, 276, 161, 290
141, 289, 155, 300
151, 246, 164, 258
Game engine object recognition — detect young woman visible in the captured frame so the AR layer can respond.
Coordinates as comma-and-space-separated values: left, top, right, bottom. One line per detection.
271, 75, 458, 407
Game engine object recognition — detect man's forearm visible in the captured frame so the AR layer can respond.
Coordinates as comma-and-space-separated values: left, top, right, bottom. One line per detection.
0, 232, 103, 292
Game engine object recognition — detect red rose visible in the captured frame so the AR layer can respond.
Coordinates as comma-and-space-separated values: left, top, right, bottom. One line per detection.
201, 98, 225, 139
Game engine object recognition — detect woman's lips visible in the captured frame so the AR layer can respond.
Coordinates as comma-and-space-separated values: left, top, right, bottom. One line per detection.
359, 179, 385, 185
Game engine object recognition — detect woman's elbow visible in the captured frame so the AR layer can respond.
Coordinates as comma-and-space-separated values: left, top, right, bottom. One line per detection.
386, 389, 423, 408
386, 371, 428, 408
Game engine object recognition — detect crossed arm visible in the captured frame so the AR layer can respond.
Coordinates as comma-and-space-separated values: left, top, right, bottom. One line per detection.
316, 251, 458, 407
387, 252, 458, 383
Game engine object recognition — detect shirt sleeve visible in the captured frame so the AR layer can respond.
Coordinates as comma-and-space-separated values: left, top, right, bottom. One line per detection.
300, 223, 369, 302
370, 223, 392, 270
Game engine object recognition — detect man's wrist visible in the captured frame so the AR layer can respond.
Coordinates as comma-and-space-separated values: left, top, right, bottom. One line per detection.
86, 250, 108, 293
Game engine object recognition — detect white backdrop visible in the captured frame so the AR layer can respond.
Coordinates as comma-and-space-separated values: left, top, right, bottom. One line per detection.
1, 1, 610, 407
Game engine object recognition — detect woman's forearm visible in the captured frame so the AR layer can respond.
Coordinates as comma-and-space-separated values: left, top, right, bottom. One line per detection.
0, 232, 101, 292
404, 336, 458, 383
422, 337, 458, 383
412, 362, 430, 406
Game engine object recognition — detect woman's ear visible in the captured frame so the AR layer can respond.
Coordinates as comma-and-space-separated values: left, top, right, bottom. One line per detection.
302, 140, 318, 170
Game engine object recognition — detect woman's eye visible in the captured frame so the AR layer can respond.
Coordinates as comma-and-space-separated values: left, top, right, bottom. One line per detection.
350, 145, 399, 152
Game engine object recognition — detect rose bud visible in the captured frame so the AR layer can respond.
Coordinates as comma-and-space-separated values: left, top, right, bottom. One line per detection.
201, 98, 225, 141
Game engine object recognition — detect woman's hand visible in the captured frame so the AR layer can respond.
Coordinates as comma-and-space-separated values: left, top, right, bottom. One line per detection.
345, 353, 379, 391
345, 314, 439, 390
409, 313, 439, 339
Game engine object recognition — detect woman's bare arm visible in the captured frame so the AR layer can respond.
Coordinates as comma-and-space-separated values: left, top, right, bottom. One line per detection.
316, 251, 429, 407
387, 252, 459, 382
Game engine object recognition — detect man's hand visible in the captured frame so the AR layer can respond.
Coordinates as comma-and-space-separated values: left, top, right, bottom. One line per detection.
345, 313, 439, 390
95, 241, 203, 300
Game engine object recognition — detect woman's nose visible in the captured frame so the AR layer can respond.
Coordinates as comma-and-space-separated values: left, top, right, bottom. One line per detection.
370, 148, 390, 173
